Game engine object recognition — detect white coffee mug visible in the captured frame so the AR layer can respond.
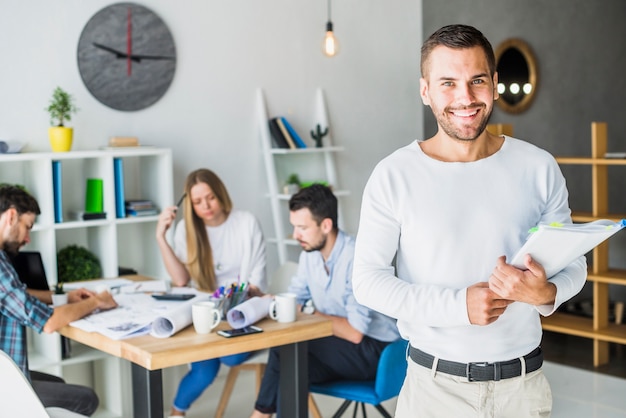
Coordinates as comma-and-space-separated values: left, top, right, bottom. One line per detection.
192, 301, 221, 334
269, 293, 297, 323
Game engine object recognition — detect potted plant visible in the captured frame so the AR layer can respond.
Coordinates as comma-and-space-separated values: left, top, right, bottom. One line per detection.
46, 86, 78, 152
57, 245, 102, 283
283, 173, 301, 195
51, 282, 68, 306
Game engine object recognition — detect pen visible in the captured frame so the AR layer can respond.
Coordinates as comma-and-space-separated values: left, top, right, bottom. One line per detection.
175, 193, 186, 209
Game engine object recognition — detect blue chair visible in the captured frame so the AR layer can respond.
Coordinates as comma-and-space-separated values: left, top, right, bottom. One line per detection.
309, 339, 408, 418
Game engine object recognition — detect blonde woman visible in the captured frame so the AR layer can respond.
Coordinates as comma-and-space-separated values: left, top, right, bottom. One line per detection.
156, 168, 267, 417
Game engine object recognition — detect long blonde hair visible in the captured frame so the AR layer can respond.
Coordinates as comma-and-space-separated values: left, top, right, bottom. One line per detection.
182, 169, 233, 291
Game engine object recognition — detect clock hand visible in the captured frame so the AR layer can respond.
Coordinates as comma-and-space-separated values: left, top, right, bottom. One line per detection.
93, 43, 141, 63
127, 6, 132, 76
93, 43, 175, 62
127, 53, 176, 62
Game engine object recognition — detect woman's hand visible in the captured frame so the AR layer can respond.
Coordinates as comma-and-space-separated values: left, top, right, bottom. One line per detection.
156, 205, 178, 240
247, 284, 265, 298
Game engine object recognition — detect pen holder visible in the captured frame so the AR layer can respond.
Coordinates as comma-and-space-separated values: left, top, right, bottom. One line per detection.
211, 294, 249, 320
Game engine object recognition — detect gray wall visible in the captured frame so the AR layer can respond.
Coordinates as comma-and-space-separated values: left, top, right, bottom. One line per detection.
0, 1, 423, 273
423, 0, 626, 296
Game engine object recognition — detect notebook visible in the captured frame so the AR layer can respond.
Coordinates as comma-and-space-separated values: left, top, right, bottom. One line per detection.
10, 251, 50, 291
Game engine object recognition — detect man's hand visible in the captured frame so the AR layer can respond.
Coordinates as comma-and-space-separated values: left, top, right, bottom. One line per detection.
67, 288, 96, 303
466, 282, 513, 325
93, 291, 118, 311
488, 255, 556, 306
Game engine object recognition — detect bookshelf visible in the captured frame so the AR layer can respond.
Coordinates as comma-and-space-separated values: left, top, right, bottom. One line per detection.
544, 122, 626, 367
0, 147, 173, 418
257, 88, 348, 265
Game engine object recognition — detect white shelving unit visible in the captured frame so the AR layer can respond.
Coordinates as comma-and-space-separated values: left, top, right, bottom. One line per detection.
0, 147, 173, 418
257, 88, 347, 264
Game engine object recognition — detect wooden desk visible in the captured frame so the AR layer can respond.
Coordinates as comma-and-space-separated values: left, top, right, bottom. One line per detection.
60, 308, 332, 417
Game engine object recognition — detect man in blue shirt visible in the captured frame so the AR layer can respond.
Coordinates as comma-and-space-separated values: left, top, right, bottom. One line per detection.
250, 184, 399, 417
0, 185, 118, 415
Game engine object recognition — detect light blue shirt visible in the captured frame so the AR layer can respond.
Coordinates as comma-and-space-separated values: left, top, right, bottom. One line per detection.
288, 230, 399, 342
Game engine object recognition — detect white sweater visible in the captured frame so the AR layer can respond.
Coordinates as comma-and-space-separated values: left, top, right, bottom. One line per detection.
174, 209, 267, 291
353, 137, 586, 363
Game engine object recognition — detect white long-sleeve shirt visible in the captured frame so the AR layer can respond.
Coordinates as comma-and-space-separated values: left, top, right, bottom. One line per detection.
353, 137, 586, 363
174, 209, 267, 291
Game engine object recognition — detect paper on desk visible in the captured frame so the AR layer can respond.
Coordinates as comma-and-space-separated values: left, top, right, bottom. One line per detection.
70, 291, 211, 340
150, 293, 210, 338
226, 296, 271, 329
63, 278, 134, 292
511, 219, 626, 278
119, 280, 170, 293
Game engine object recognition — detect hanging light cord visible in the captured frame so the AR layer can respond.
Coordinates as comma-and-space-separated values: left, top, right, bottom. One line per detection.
327, 0, 332, 23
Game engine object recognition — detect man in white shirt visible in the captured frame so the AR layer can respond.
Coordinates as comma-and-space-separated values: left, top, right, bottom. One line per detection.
352, 24, 586, 417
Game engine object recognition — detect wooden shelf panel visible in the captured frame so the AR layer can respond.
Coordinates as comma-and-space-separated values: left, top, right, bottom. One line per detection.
541, 313, 594, 337
571, 212, 626, 223
542, 313, 626, 344
556, 157, 626, 165
587, 269, 626, 285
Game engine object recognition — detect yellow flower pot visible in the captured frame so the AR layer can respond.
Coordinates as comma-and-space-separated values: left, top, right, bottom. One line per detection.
48, 127, 73, 152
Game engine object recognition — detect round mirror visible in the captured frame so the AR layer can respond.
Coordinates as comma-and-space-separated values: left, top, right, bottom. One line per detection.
495, 38, 538, 114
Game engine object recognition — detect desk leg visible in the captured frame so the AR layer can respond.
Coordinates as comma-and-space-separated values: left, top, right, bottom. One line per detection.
278, 341, 308, 418
131, 363, 163, 418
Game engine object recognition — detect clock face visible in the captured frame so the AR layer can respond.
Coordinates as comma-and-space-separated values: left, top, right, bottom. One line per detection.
77, 3, 177, 111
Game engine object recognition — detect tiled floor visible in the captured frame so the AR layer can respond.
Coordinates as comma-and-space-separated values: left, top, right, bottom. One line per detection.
179, 334, 626, 417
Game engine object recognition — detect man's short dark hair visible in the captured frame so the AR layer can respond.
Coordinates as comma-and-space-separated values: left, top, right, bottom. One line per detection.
421, 24, 496, 78
289, 184, 338, 230
0, 185, 41, 216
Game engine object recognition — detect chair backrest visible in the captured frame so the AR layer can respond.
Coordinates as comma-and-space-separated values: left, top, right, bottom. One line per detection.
374, 339, 408, 401
0, 350, 51, 417
268, 261, 299, 294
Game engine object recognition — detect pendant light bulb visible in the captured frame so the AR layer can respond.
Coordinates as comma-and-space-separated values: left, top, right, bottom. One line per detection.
322, 0, 338, 57
323, 22, 339, 57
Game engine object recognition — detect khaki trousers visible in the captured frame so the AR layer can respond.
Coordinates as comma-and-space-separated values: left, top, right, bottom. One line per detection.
395, 354, 552, 417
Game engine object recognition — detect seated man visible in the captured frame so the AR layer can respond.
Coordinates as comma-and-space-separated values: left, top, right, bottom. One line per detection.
250, 184, 400, 417
0, 185, 118, 416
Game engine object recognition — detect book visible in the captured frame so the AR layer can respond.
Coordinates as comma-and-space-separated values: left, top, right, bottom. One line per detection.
268, 118, 290, 149
127, 208, 159, 217
280, 117, 307, 148
52, 161, 63, 223
276, 117, 296, 149
125, 200, 155, 210
109, 136, 139, 147
511, 219, 626, 278
113, 158, 126, 218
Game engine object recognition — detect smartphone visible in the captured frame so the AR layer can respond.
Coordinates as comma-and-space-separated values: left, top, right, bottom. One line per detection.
217, 325, 263, 338
151, 293, 195, 301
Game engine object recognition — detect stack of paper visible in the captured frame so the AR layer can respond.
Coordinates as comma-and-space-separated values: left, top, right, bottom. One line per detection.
511, 219, 626, 277
70, 289, 210, 340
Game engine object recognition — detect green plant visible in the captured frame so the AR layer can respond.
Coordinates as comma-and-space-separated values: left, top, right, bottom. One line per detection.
54, 282, 64, 294
286, 173, 301, 186
57, 245, 102, 282
46, 86, 78, 127
0, 183, 27, 192
310, 124, 328, 148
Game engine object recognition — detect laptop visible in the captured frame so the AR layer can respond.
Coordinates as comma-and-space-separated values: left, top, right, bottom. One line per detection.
10, 251, 51, 291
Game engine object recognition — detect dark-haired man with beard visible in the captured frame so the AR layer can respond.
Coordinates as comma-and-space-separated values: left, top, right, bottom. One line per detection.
0, 185, 117, 416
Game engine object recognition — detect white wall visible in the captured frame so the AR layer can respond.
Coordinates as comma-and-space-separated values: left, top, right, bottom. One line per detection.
0, 0, 422, 271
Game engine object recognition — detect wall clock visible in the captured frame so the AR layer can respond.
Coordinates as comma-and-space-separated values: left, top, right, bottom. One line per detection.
77, 3, 177, 111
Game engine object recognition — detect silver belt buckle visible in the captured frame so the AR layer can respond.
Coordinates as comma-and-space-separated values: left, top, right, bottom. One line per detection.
466, 362, 501, 382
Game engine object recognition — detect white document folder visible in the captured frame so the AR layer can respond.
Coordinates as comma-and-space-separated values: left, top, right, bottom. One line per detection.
511, 219, 626, 278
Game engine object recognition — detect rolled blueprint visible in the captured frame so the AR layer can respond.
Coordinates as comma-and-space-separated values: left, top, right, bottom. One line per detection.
226, 296, 271, 329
